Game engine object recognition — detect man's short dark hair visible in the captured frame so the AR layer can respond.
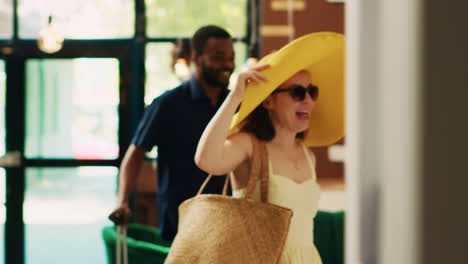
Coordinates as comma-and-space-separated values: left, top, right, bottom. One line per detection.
191, 25, 231, 54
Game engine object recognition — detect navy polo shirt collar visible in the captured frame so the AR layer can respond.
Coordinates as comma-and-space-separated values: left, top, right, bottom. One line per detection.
189, 76, 229, 105
189, 76, 207, 102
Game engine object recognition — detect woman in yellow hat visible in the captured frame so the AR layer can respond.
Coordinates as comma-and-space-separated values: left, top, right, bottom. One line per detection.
195, 32, 344, 263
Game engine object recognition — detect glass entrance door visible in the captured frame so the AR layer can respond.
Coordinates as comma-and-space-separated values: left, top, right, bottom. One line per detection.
0, 56, 127, 263
22, 58, 120, 263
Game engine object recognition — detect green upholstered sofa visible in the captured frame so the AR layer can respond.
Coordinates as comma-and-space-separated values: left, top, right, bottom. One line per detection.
314, 210, 345, 264
103, 210, 344, 264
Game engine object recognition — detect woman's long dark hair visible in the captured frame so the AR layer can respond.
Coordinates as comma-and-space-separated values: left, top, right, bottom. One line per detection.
239, 104, 305, 141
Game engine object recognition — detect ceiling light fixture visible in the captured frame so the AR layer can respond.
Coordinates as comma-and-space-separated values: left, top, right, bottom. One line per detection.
37, 15, 64, 54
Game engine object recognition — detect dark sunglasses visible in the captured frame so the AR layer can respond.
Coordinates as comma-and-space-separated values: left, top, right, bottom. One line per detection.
272, 84, 319, 101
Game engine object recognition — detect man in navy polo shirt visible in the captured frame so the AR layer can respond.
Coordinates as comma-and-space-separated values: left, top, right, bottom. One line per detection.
110, 25, 235, 241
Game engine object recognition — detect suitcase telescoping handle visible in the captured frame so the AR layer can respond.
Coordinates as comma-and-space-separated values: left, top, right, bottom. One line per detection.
116, 226, 128, 264
109, 212, 128, 264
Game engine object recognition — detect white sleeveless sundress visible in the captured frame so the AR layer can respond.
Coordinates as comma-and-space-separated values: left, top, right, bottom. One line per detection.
233, 144, 322, 264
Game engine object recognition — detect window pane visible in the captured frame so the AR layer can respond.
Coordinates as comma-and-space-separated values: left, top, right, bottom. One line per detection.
0, 170, 4, 261
18, 0, 134, 39
0, 59, 5, 262
145, 43, 181, 105
24, 167, 116, 264
25, 59, 119, 159
145, 41, 247, 104
233, 40, 248, 77
0, 0, 13, 38
228, 41, 248, 91
146, 0, 247, 38
0, 60, 5, 155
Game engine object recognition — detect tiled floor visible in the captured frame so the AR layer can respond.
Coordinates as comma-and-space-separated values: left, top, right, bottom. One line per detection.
318, 177, 345, 212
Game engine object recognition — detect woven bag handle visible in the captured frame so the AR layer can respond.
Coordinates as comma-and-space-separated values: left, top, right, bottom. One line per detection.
196, 173, 231, 195
196, 135, 268, 200
244, 135, 269, 202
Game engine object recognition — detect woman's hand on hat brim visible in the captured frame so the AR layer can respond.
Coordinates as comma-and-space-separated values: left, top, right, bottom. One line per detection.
232, 64, 270, 99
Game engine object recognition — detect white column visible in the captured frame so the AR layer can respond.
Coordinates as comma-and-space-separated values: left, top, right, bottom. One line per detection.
346, 0, 423, 263
345, 0, 385, 263
378, 0, 423, 263
346, 0, 468, 263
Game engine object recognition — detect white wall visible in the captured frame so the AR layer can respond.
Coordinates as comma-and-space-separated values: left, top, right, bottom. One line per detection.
345, 0, 468, 263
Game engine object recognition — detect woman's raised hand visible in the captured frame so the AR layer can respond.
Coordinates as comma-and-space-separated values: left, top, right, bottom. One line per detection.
231, 64, 270, 99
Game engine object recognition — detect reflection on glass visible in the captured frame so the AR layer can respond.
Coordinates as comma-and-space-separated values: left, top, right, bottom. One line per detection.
146, 0, 247, 38
25, 59, 119, 159
24, 167, 116, 263
0, 0, 13, 38
18, 0, 134, 39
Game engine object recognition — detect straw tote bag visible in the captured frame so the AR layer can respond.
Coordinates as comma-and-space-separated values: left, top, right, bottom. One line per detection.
164, 137, 293, 264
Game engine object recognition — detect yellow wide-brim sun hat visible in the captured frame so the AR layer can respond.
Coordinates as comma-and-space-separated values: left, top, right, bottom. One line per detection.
229, 32, 345, 147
